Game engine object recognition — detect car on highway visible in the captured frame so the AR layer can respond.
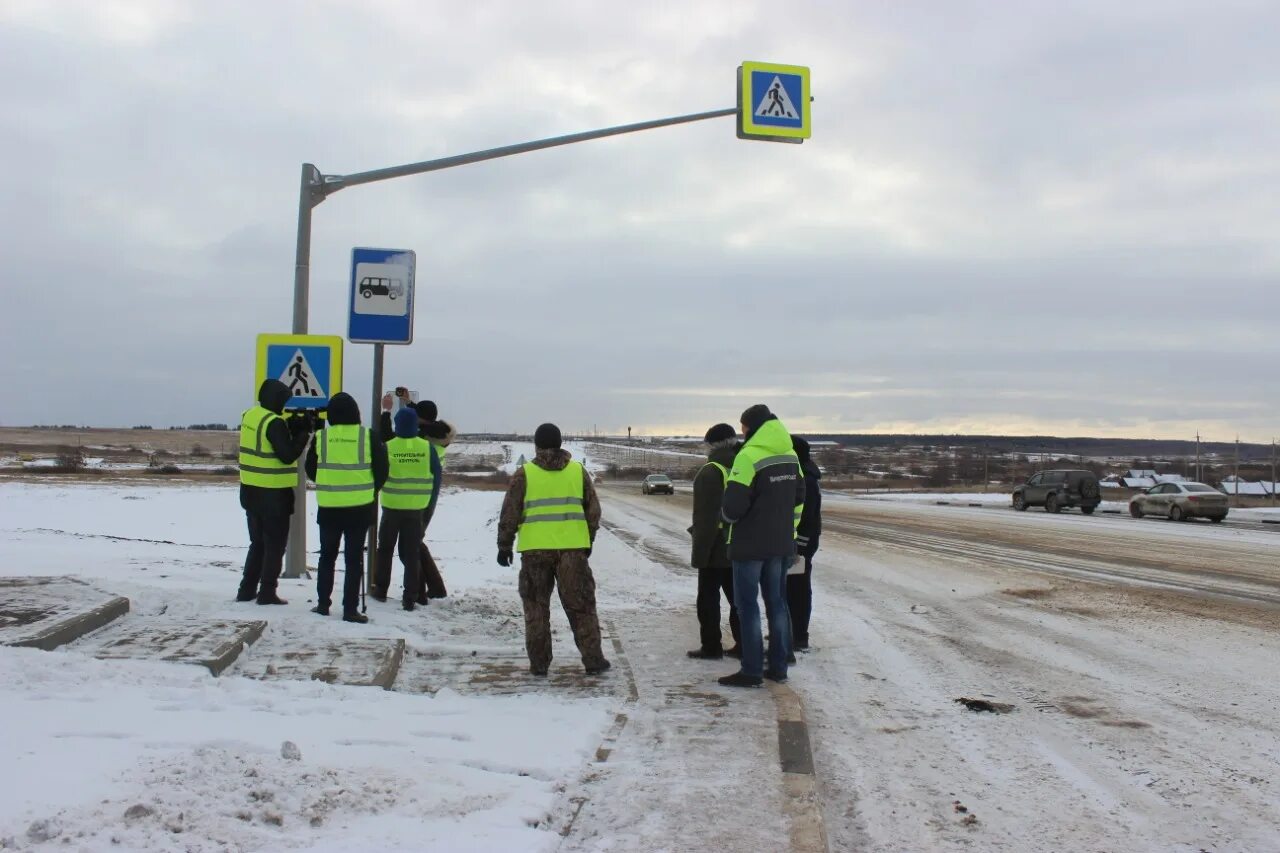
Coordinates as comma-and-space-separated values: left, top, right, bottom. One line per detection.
641, 474, 674, 495
1129, 481, 1229, 522
1012, 469, 1102, 514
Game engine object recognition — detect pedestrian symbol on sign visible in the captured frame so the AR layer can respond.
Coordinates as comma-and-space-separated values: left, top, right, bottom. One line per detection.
279, 349, 325, 399
755, 76, 798, 119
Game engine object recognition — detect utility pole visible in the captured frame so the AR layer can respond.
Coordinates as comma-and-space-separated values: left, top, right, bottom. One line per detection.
1234, 435, 1240, 508
1195, 431, 1200, 482
281, 104, 752, 578
1272, 437, 1277, 506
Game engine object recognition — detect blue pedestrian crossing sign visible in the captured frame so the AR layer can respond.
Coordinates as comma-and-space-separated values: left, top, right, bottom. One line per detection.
738, 61, 811, 143
254, 333, 344, 410
349, 247, 416, 345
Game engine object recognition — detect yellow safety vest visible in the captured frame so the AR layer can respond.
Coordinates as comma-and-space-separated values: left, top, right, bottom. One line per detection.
239, 406, 297, 489
382, 436, 432, 510
517, 461, 590, 552
315, 425, 375, 508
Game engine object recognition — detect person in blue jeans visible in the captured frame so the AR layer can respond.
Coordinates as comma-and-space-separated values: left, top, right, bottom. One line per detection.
718, 404, 805, 687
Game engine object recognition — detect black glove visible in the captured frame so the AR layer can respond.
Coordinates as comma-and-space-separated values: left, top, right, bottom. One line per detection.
497, 548, 513, 567
287, 414, 310, 437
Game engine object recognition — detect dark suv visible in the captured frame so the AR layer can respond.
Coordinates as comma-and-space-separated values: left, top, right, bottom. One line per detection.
1012, 469, 1101, 514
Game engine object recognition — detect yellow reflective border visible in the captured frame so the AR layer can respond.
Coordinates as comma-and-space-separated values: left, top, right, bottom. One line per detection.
253, 333, 344, 414
739, 61, 811, 140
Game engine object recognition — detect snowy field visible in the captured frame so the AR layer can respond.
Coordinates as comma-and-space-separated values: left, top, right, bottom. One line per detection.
0, 481, 618, 851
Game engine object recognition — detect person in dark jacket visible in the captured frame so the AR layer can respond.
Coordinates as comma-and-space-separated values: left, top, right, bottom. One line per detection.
687, 423, 742, 660
373, 407, 430, 610
237, 379, 313, 605
788, 436, 822, 651
718, 404, 805, 688
305, 392, 388, 623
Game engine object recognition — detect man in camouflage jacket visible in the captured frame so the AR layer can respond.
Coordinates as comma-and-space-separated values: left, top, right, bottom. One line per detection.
497, 424, 610, 676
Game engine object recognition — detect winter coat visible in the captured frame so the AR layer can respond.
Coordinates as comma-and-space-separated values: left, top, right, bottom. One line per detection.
378, 412, 452, 521
691, 442, 738, 570
305, 392, 389, 526
721, 416, 805, 561
797, 457, 822, 558
497, 448, 601, 551
239, 379, 311, 517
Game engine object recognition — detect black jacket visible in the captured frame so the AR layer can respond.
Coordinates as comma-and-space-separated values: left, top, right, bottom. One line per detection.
306, 392, 389, 525
797, 457, 822, 558
721, 416, 805, 560
239, 379, 310, 517
691, 442, 738, 570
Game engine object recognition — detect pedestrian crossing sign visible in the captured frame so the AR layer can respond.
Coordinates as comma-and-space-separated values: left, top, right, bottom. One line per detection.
254, 333, 343, 410
738, 61, 811, 142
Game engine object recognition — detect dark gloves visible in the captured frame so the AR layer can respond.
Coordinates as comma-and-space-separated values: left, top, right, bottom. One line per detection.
497, 548, 513, 567
287, 414, 311, 437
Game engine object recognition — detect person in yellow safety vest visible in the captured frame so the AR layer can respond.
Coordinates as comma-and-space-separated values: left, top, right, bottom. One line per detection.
236, 379, 314, 605
717, 404, 805, 688
686, 423, 743, 660
304, 392, 388, 623
496, 423, 611, 677
416, 418, 456, 601
374, 407, 431, 610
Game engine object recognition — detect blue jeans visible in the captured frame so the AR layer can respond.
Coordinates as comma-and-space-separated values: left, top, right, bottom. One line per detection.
732, 557, 792, 678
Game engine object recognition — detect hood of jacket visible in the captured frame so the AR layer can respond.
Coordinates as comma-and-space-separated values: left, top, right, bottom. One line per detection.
532, 447, 572, 471
708, 441, 739, 469
742, 417, 793, 458
326, 392, 361, 426
423, 419, 457, 447
802, 457, 822, 480
258, 379, 291, 415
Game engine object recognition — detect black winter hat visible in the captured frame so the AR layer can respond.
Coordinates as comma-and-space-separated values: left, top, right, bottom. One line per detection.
415, 400, 438, 422
739, 404, 772, 433
792, 435, 811, 463
534, 423, 562, 449
326, 392, 361, 426
704, 423, 737, 444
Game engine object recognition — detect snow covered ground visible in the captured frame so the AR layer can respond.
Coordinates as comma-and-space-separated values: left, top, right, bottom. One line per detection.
0, 481, 619, 851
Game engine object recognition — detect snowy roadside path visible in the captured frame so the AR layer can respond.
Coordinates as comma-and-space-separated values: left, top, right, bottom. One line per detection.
599, 485, 1280, 853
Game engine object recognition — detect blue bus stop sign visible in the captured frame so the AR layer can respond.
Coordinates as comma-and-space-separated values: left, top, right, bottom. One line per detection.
349, 247, 415, 345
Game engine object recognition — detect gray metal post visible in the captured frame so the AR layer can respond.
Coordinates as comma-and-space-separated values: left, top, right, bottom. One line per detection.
1272, 438, 1277, 505
285, 164, 319, 579
365, 343, 385, 608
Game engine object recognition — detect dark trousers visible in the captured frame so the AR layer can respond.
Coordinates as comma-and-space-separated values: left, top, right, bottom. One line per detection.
375, 507, 421, 603
786, 554, 814, 646
317, 516, 369, 614
417, 506, 447, 599
696, 566, 741, 653
240, 511, 290, 598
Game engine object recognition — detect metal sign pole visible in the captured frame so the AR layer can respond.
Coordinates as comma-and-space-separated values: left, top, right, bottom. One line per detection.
284, 164, 320, 580
365, 342, 385, 611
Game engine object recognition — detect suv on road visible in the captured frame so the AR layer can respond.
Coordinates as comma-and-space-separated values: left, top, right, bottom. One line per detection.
1012, 469, 1101, 514
642, 474, 674, 495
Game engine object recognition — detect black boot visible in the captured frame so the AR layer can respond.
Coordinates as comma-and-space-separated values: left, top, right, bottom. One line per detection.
584, 659, 612, 675
764, 669, 788, 684
718, 671, 763, 688
370, 587, 388, 603
257, 593, 288, 605
342, 611, 369, 624
402, 600, 415, 612
416, 592, 430, 606
310, 604, 330, 616
687, 648, 724, 660
235, 589, 257, 602
724, 645, 743, 659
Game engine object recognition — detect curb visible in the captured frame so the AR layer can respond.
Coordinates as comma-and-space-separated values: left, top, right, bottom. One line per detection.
769, 682, 829, 853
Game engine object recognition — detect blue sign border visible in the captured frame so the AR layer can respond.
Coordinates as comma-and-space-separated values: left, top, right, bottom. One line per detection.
348, 247, 415, 345
750, 70, 804, 129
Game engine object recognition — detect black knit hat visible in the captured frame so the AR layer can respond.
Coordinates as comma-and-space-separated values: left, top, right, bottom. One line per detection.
415, 400, 438, 422
739, 404, 772, 433
792, 435, 811, 463
534, 423, 562, 449
704, 423, 737, 444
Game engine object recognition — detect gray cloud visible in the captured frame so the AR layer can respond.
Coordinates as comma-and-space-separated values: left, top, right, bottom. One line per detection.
0, 0, 1276, 441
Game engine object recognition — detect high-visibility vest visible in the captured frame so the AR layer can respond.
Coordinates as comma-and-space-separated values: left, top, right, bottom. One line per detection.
382, 436, 432, 510
432, 442, 448, 470
314, 425, 375, 508
702, 460, 729, 529
517, 461, 590, 552
239, 406, 297, 489
725, 419, 800, 544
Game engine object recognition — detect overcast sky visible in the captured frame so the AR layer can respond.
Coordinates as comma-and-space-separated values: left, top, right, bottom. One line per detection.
1, 1, 1276, 441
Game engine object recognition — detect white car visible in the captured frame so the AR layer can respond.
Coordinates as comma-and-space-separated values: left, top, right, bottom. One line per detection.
1129, 481, 1229, 522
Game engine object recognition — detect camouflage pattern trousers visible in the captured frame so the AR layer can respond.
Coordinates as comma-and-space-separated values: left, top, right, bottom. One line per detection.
518, 550, 607, 672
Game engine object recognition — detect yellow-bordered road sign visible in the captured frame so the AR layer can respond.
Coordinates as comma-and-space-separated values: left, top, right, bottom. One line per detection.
738, 61, 811, 142
254, 333, 343, 410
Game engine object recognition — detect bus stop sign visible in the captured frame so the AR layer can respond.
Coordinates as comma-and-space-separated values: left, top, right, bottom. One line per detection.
349, 247, 416, 345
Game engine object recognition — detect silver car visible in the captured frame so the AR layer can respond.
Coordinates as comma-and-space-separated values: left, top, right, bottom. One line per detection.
1129, 481, 1229, 522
